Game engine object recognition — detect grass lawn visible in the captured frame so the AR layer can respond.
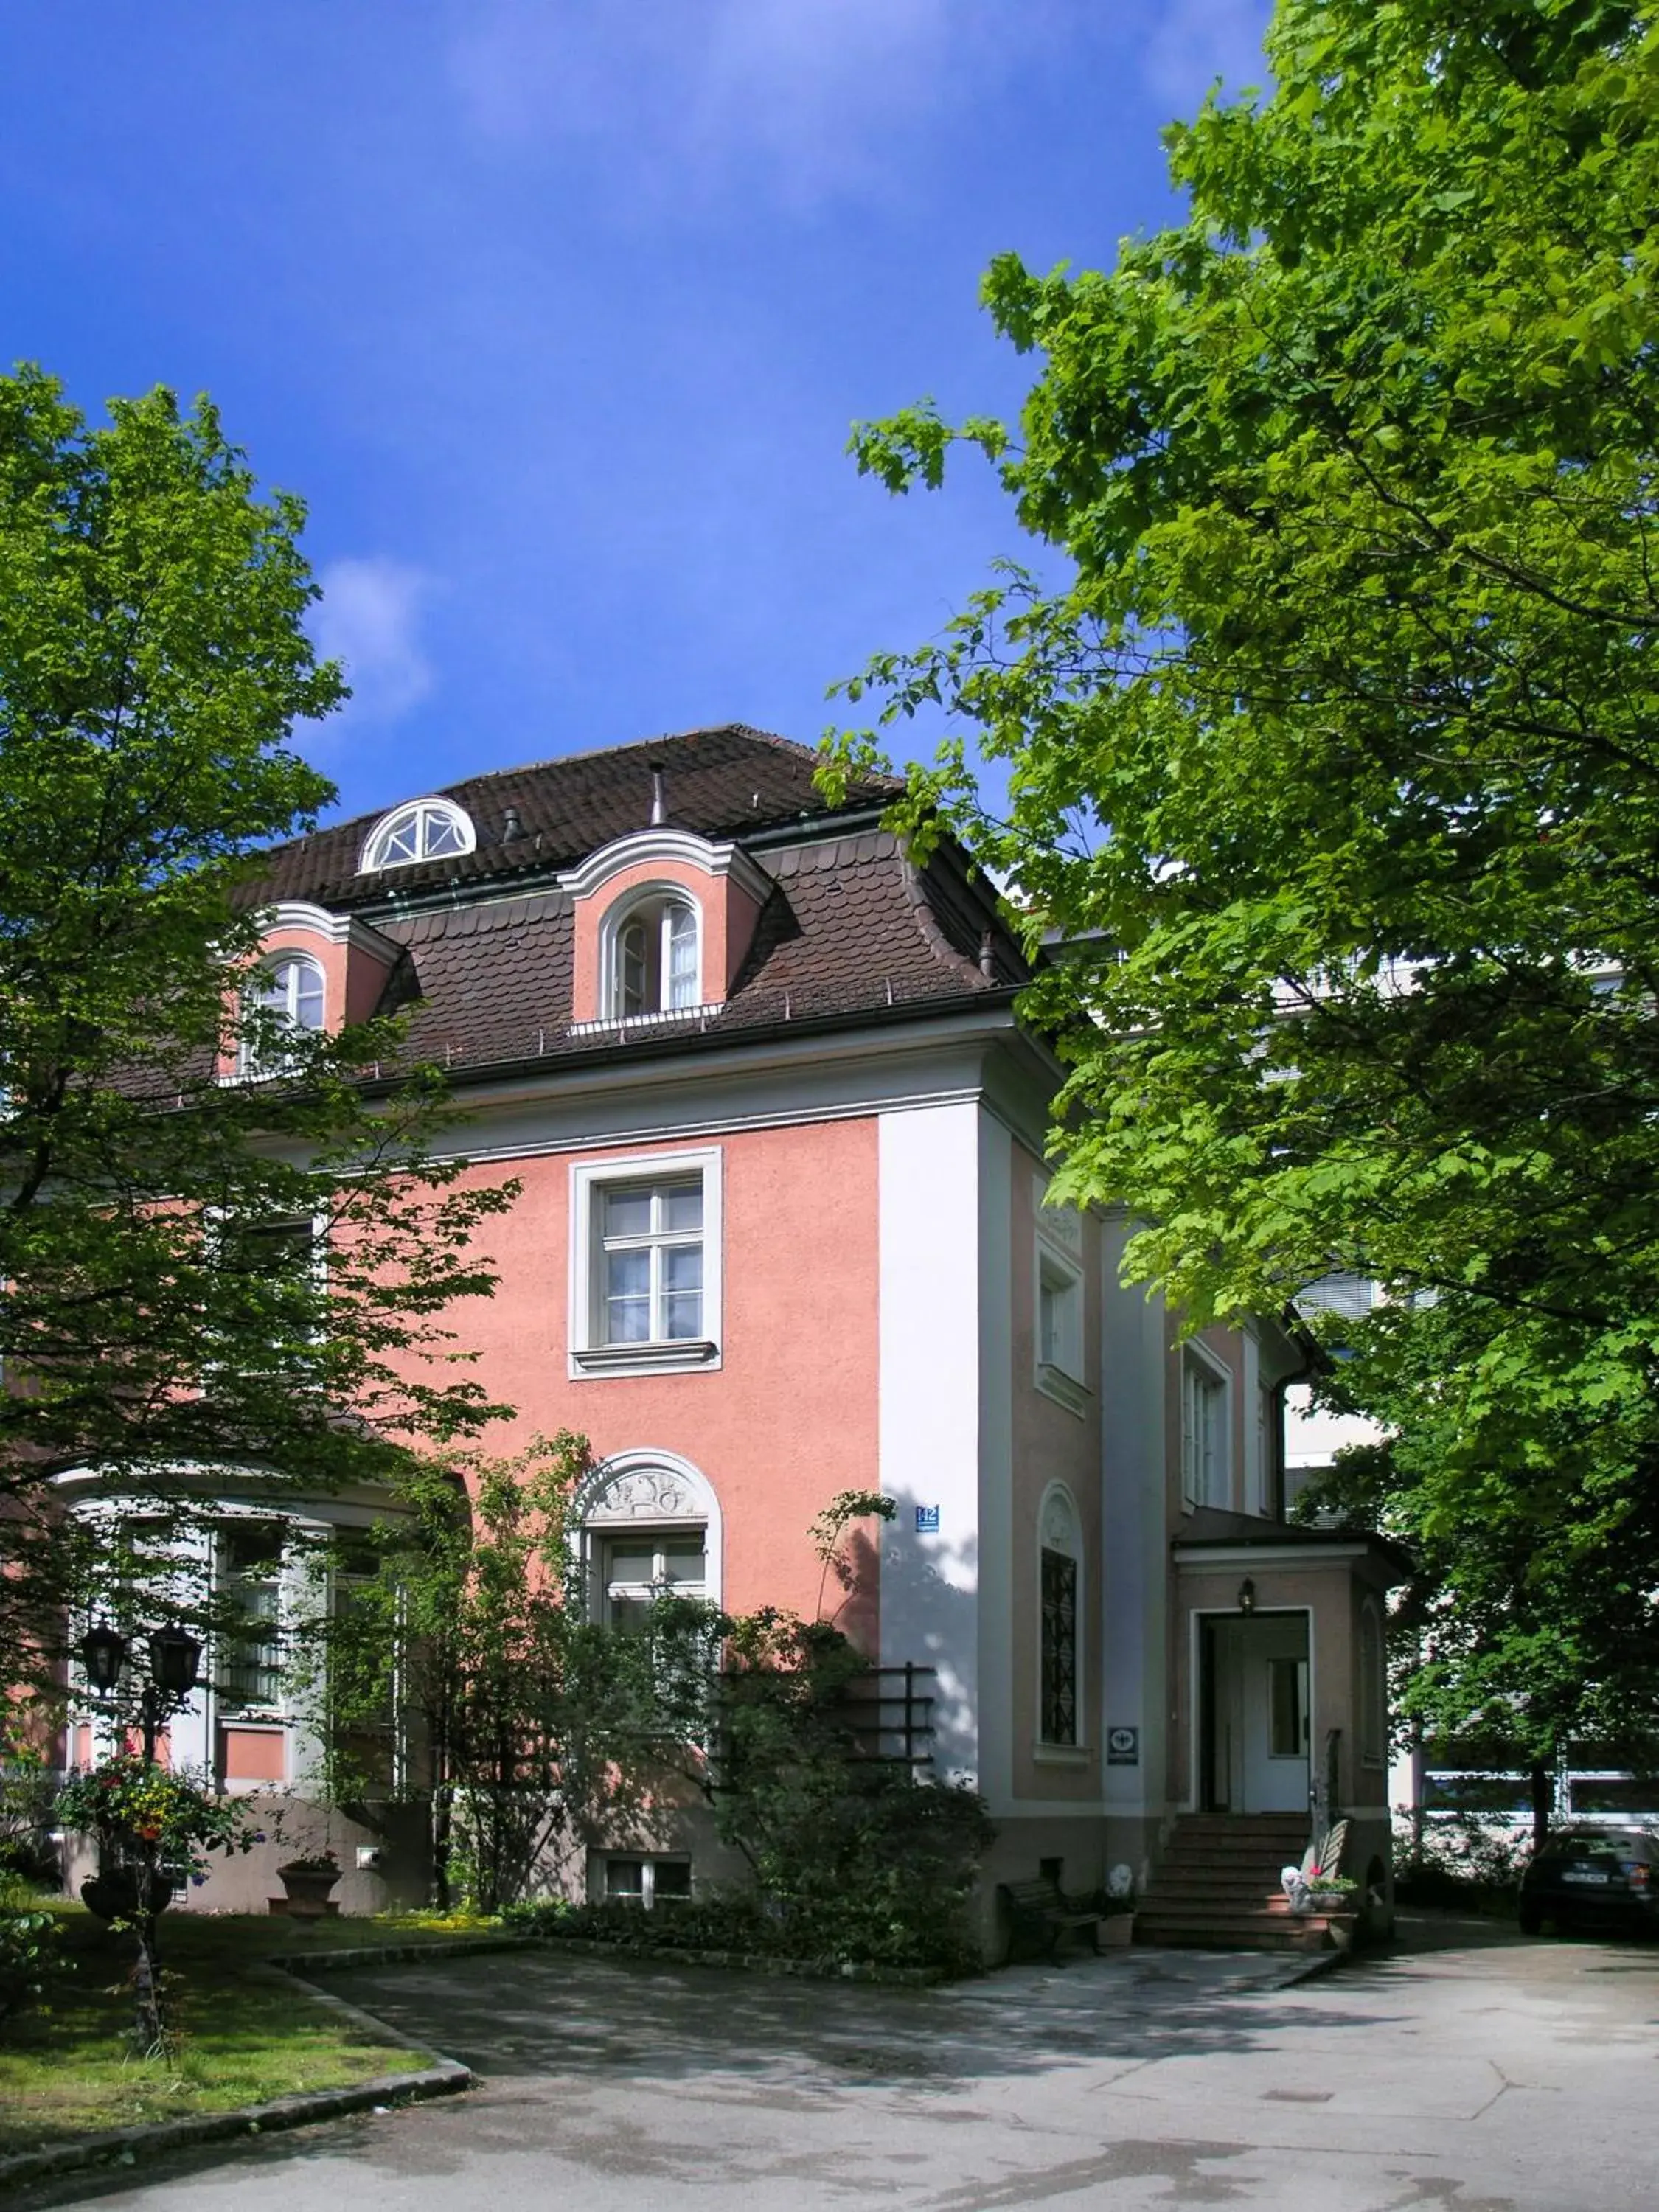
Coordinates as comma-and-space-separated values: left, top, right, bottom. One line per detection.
0, 1906, 498, 2154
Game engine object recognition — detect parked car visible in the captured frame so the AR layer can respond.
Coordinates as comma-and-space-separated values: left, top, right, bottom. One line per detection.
1517, 1826, 1659, 1937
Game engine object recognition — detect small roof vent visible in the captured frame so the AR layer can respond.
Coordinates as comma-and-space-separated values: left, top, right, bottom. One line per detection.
648, 765, 667, 827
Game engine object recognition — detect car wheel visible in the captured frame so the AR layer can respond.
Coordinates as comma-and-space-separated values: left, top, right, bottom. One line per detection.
1517, 1902, 1543, 1935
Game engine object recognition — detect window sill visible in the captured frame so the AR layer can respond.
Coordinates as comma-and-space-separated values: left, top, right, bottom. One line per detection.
571, 1338, 720, 1378
1033, 1742, 1093, 1768
1034, 1363, 1091, 1417
567, 1003, 726, 1039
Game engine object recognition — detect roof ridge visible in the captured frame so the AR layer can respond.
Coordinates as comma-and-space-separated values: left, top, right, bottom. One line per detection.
430, 721, 827, 795
265, 723, 871, 857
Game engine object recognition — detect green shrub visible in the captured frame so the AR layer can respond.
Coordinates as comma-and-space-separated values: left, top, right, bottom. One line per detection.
0, 1875, 58, 2031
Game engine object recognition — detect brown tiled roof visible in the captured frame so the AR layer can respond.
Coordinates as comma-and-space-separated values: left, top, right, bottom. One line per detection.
370, 829, 1024, 1080
241, 726, 1028, 1085
251, 724, 902, 912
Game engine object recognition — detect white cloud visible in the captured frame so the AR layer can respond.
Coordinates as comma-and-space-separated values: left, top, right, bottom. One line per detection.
1140, 0, 1271, 110
446, 0, 998, 204
312, 557, 435, 728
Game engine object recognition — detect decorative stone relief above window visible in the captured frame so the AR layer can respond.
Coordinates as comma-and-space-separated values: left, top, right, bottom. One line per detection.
575, 1449, 723, 1622
585, 1466, 700, 1523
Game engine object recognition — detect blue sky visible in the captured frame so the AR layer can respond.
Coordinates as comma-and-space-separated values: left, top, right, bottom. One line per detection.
0, 1, 1270, 824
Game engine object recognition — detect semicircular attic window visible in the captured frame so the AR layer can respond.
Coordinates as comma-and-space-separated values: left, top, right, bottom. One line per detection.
359, 796, 476, 872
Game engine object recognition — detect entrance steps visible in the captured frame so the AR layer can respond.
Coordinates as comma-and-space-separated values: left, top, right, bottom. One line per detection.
1137, 1815, 1347, 1952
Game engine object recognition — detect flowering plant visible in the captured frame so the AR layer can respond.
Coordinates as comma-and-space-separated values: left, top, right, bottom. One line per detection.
277, 1848, 340, 1876
55, 1755, 262, 1880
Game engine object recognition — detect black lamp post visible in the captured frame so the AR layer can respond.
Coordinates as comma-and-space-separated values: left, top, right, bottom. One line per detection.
77, 1618, 205, 2055
80, 1619, 203, 1761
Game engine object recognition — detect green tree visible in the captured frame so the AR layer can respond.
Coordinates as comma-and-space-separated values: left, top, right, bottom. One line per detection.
307, 1434, 661, 1913
0, 368, 515, 1693
824, 3, 1659, 1764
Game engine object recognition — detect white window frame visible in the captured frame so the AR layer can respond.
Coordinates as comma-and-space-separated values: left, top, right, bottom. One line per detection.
1032, 1180, 1088, 1416
205, 1208, 330, 1373
235, 952, 326, 1079
594, 1527, 710, 1627
1359, 1599, 1387, 1769
569, 1147, 723, 1377
1180, 1343, 1232, 1510
358, 796, 476, 873
1249, 1382, 1277, 1518
213, 1518, 287, 1722
592, 1852, 692, 1907
600, 888, 704, 1023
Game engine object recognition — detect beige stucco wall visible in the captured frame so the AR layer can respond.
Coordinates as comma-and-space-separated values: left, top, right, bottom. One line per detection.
1006, 1150, 1104, 1807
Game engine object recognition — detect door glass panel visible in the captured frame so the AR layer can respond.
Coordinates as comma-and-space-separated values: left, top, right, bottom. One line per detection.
1268, 1655, 1308, 1758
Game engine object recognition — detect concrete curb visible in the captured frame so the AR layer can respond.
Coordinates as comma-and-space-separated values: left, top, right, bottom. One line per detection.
1281, 1942, 1352, 1987
0, 1961, 473, 2197
268, 1933, 535, 1974
528, 1930, 949, 1986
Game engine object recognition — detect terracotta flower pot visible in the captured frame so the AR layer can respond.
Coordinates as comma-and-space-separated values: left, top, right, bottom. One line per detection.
276, 1863, 341, 1916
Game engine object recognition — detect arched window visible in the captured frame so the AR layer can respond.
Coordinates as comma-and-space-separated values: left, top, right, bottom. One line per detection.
1038, 1484, 1083, 1748
577, 1452, 721, 1627
609, 894, 700, 1018
237, 953, 325, 1077
359, 796, 476, 872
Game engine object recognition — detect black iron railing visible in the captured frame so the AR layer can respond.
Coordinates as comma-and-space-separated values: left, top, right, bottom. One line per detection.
829, 1662, 937, 1769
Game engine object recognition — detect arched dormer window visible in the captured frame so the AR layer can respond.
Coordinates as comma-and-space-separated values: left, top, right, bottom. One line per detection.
608, 893, 700, 1018
359, 796, 476, 873
237, 953, 325, 1077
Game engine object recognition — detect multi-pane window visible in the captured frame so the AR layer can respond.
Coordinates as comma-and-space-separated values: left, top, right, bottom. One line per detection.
570, 1150, 721, 1375
361, 798, 474, 871
215, 1214, 324, 1377
1038, 1257, 1082, 1378
217, 1523, 283, 1712
602, 1855, 692, 1907
1040, 1547, 1079, 1746
1180, 1354, 1229, 1509
598, 1529, 708, 1631
238, 954, 324, 1077
599, 1180, 703, 1345
1032, 1183, 1087, 1411
613, 897, 698, 1018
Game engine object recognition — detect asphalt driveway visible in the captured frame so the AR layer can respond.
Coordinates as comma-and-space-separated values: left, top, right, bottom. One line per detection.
18, 1916, 1659, 2211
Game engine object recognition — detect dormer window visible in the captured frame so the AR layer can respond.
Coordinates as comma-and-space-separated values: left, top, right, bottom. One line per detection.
611, 894, 699, 1018
359, 796, 476, 872
237, 953, 324, 1077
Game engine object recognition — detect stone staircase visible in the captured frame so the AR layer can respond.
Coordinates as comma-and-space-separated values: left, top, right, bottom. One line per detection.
1136, 1813, 1347, 1951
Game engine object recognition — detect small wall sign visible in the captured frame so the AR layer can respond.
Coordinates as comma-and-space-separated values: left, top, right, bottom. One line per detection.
1106, 1725, 1140, 1766
914, 1503, 941, 1533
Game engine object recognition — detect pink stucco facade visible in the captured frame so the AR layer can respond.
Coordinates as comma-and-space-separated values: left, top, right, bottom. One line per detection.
428, 1116, 881, 1636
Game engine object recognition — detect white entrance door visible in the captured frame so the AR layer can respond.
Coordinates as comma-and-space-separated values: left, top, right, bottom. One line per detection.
1211, 1614, 1310, 1813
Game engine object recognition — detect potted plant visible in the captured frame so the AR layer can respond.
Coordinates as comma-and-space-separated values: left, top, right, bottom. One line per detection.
1101, 1862, 1138, 1944
56, 1753, 262, 2048
276, 1848, 342, 1916
1307, 1873, 1360, 1913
